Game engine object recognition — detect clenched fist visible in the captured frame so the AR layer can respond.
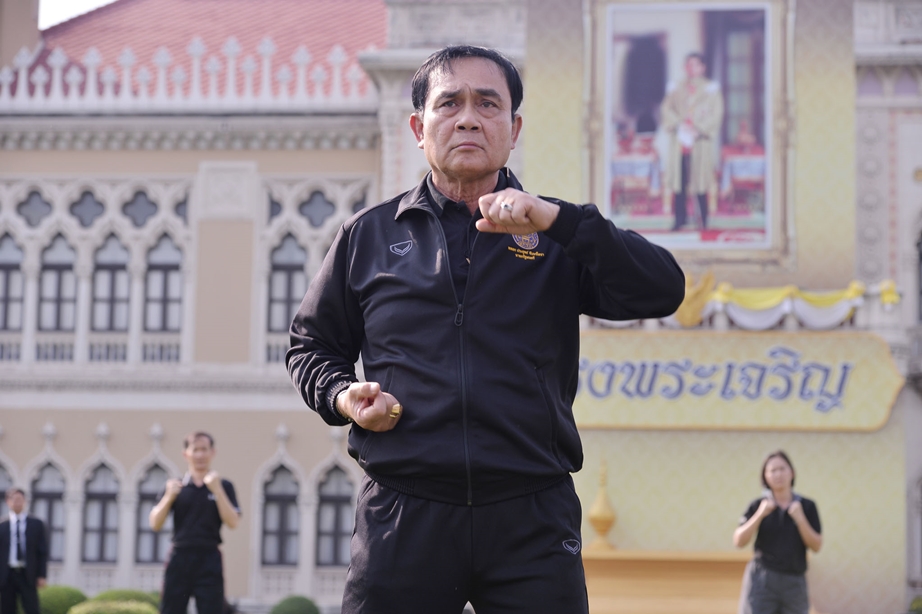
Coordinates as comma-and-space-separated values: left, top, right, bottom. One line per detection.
164, 479, 182, 500
203, 471, 221, 492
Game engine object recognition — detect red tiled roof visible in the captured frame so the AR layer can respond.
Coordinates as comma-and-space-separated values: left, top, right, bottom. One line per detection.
28, 0, 387, 98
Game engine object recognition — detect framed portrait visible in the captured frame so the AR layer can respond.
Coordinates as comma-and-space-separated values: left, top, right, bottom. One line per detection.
594, 1, 793, 263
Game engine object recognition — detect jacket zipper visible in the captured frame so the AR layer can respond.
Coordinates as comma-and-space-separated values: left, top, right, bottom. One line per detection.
430, 212, 475, 506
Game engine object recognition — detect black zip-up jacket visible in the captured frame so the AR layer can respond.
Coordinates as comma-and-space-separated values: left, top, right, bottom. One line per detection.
288, 170, 685, 506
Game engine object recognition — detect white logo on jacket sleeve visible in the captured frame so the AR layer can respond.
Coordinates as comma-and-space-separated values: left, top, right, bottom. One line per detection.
390, 241, 413, 256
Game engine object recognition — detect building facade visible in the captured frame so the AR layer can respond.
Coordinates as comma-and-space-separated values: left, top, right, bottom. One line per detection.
0, 0, 920, 612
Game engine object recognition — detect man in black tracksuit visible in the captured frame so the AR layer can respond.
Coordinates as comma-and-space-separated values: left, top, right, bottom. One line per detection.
287, 46, 685, 614
149, 432, 240, 614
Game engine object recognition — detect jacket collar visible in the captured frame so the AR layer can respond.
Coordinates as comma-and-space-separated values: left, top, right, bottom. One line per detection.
395, 168, 523, 220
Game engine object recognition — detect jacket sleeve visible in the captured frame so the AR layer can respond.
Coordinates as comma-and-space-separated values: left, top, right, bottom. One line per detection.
286, 223, 365, 426
543, 199, 685, 320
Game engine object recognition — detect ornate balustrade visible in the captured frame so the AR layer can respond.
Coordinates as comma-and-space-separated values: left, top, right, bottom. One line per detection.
87, 332, 128, 363
266, 332, 289, 364
140, 333, 181, 363
34, 331, 75, 362
0, 331, 21, 361
0, 37, 377, 115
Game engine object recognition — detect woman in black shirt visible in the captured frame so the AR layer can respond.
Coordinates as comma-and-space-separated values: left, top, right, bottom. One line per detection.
733, 450, 822, 614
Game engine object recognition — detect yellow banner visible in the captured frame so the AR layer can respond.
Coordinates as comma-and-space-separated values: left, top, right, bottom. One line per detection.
575, 330, 904, 431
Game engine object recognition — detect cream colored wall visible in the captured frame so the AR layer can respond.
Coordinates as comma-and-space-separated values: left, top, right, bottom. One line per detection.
784, 0, 857, 289
0, 408, 347, 600
575, 393, 907, 614
194, 220, 255, 364
0, 149, 379, 177
523, 0, 585, 202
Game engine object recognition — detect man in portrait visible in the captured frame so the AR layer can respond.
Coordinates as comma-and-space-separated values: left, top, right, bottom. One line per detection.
661, 52, 724, 231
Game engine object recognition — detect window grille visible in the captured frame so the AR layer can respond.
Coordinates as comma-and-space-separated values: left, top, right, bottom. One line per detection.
31, 464, 66, 562
38, 235, 76, 332
268, 235, 307, 333
136, 465, 171, 563
316, 466, 353, 567
262, 466, 299, 566
82, 464, 119, 563
92, 235, 130, 332
0, 234, 24, 331
145, 235, 182, 332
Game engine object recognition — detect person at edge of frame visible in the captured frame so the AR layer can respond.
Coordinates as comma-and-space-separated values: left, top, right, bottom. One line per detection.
287, 45, 686, 614
734, 450, 823, 614
0, 488, 48, 614
149, 432, 241, 614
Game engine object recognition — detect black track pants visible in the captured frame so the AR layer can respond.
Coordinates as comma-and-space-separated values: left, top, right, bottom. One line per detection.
161, 546, 225, 614
342, 476, 589, 614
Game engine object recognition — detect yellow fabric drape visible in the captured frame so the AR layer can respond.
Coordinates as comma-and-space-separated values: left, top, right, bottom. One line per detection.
712, 283, 797, 310
670, 277, 901, 329
797, 280, 865, 308
711, 280, 870, 309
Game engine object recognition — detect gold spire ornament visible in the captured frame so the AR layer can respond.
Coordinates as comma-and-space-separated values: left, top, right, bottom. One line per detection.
587, 459, 617, 550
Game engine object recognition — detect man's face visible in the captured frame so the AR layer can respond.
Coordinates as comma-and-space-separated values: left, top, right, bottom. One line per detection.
410, 57, 522, 185
183, 436, 215, 472
685, 56, 705, 79
6, 492, 25, 514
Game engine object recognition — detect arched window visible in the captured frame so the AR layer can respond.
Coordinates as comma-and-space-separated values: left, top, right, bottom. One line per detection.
31, 463, 66, 561
82, 464, 119, 563
39, 235, 77, 331
268, 235, 307, 333
93, 235, 130, 332
316, 466, 353, 567
145, 235, 182, 332
0, 464, 12, 518
0, 234, 24, 332
136, 465, 171, 563
262, 466, 299, 566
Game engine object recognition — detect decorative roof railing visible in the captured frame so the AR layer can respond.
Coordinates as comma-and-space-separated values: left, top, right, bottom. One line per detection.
0, 37, 378, 115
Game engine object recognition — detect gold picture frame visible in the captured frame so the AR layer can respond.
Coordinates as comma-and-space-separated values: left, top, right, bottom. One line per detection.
588, 0, 795, 267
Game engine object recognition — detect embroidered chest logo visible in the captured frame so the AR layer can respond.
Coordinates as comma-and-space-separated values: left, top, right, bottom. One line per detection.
390, 241, 413, 256
562, 539, 581, 554
508, 233, 545, 262
513, 233, 539, 250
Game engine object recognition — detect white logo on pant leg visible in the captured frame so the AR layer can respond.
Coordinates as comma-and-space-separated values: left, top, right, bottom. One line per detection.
562, 539, 581, 554
390, 241, 412, 256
